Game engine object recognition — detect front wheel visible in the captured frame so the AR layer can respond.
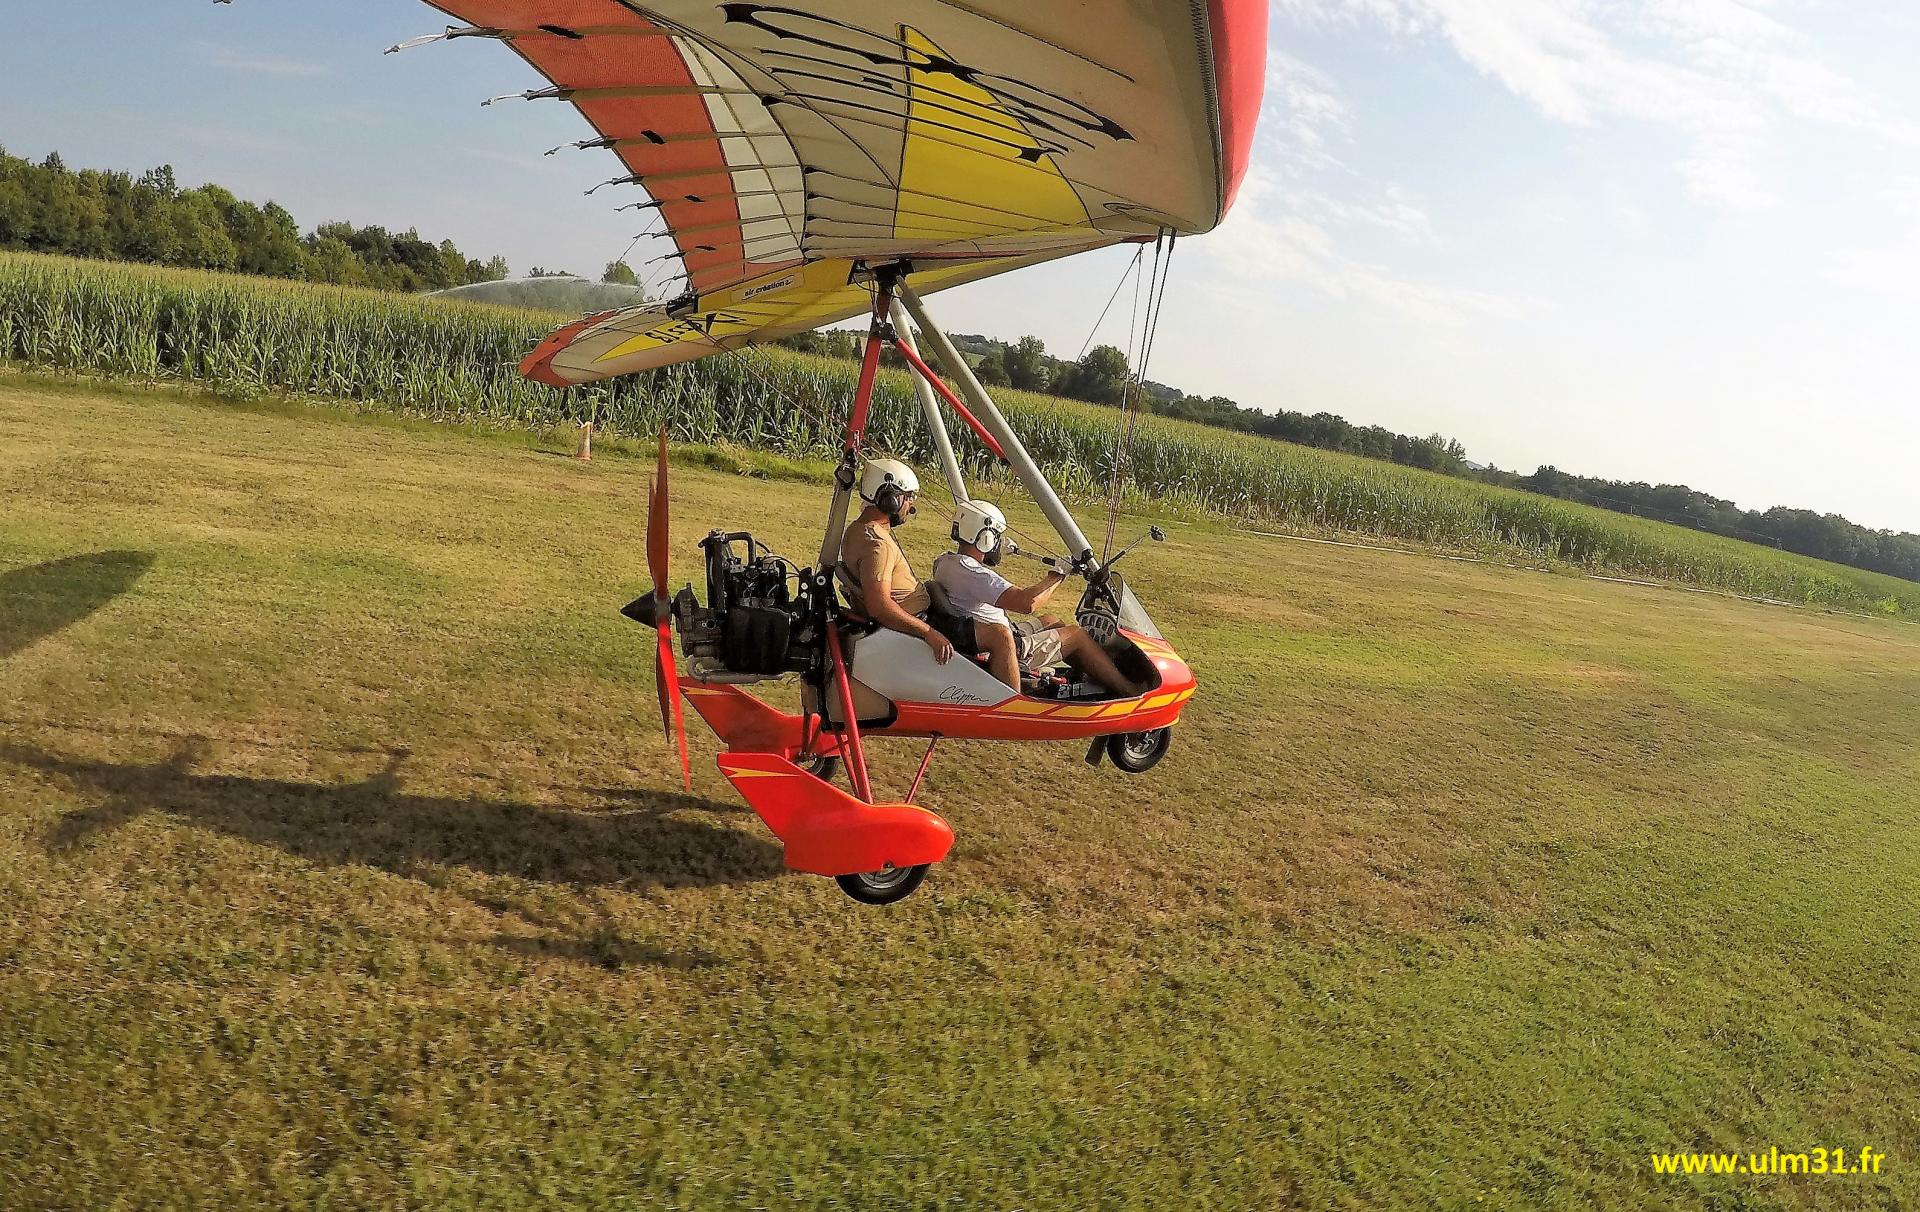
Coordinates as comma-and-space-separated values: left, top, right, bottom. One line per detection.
1106, 728, 1172, 773
835, 864, 930, 905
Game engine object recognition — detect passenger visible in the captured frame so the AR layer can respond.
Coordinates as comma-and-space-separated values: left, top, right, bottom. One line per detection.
932, 499, 1138, 697
837, 458, 954, 665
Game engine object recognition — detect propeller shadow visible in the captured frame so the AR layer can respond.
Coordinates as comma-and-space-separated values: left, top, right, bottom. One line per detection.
0, 551, 155, 661
11, 742, 783, 896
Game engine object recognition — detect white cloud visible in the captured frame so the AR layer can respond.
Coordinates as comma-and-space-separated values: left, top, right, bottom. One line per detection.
1195, 49, 1518, 326
1208, 163, 1519, 325
1261, 50, 1352, 169
1279, 0, 1917, 210
196, 42, 328, 78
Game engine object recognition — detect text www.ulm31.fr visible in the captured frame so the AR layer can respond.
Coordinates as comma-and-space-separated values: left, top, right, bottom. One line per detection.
1651, 1146, 1885, 1177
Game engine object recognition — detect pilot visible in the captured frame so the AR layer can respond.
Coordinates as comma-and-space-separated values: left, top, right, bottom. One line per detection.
837, 458, 955, 665
932, 499, 1138, 697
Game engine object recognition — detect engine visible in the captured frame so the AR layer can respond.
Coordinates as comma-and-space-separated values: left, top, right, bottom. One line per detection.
643, 530, 820, 682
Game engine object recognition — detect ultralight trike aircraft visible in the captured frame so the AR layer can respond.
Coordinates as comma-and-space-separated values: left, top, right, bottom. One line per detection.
398, 0, 1268, 901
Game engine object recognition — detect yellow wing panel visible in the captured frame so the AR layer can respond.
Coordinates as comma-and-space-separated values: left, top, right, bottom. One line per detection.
896, 26, 1091, 247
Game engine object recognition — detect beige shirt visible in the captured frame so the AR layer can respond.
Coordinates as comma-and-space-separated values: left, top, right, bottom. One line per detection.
838, 519, 930, 617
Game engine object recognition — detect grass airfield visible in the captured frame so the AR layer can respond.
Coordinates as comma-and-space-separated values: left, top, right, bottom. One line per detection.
2, 373, 1918, 1209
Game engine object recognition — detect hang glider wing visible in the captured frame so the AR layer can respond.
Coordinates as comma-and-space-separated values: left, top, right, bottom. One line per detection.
415, 1, 1267, 385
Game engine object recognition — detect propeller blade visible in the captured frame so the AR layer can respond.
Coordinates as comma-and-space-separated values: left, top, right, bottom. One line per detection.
647, 431, 670, 598
656, 624, 691, 791
644, 430, 687, 790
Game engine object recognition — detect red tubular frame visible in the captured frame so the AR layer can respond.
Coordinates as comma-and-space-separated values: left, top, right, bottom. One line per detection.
843, 289, 890, 454
888, 338, 1008, 460
820, 281, 897, 804
823, 622, 875, 802
906, 735, 940, 804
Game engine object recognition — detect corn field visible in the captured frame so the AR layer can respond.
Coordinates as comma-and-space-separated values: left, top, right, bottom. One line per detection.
3, 251, 1913, 617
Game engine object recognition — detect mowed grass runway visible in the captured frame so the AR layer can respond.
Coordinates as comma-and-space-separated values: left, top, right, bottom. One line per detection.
2, 374, 1917, 1209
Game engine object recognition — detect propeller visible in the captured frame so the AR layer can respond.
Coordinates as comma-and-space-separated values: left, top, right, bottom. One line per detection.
647, 431, 692, 791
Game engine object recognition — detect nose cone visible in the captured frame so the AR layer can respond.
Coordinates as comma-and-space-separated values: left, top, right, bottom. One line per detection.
621, 594, 665, 627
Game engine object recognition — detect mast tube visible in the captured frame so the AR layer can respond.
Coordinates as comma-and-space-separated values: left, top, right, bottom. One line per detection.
890, 300, 968, 503
896, 283, 1095, 565
887, 338, 1006, 460
817, 280, 895, 567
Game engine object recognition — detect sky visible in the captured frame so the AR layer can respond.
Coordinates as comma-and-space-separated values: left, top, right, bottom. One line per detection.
3, 1, 1916, 531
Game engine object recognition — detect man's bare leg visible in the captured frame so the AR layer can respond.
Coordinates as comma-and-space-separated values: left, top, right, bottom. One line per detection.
1058, 625, 1140, 697
979, 622, 1019, 690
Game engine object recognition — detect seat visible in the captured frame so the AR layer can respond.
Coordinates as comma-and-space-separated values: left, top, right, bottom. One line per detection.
926, 581, 1062, 694
922, 580, 983, 659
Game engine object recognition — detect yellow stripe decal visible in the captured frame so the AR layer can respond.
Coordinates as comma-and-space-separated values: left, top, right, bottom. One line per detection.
998, 699, 1056, 716
1052, 705, 1107, 720
1097, 701, 1137, 718
1143, 692, 1179, 710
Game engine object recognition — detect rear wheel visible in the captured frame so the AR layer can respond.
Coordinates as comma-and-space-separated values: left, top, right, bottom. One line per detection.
800, 753, 842, 783
1106, 727, 1172, 773
835, 864, 930, 905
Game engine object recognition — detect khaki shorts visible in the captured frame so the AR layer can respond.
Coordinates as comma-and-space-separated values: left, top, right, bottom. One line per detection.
1013, 619, 1066, 673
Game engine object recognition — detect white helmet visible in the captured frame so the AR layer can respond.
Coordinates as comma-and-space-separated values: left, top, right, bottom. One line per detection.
858, 457, 919, 522
951, 498, 1007, 555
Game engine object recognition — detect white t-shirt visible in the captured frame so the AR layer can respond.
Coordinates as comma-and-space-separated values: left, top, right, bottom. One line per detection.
933, 552, 1014, 627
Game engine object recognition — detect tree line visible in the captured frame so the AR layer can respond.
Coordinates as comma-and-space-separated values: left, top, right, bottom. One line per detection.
0, 147, 509, 292
783, 326, 1918, 583
782, 327, 1471, 474
1497, 466, 1920, 584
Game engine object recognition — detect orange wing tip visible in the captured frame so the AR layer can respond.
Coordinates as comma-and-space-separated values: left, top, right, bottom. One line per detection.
717, 754, 954, 877
519, 353, 573, 389
519, 310, 621, 388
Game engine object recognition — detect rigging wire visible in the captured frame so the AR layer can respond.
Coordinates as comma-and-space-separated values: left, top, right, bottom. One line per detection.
678, 322, 846, 451
1099, 230, 1176, 562
1101, 231, 1155, 560
1076, 245, 1145, 361
885, 310, 1060, 562
1136, 235, 1176, 397
604, 225, 659, 294
629, 274, 1065, 565
905, 320, 1062, 560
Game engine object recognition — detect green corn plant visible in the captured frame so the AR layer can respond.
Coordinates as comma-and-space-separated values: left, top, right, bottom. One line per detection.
1, 250, 1914, 617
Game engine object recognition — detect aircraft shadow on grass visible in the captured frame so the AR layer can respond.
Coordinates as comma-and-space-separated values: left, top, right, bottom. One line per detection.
9, 743, 784, 963
0, 551, 156, 661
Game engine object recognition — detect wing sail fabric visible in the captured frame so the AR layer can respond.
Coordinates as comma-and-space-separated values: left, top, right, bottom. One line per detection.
418, 1, 1268, 384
